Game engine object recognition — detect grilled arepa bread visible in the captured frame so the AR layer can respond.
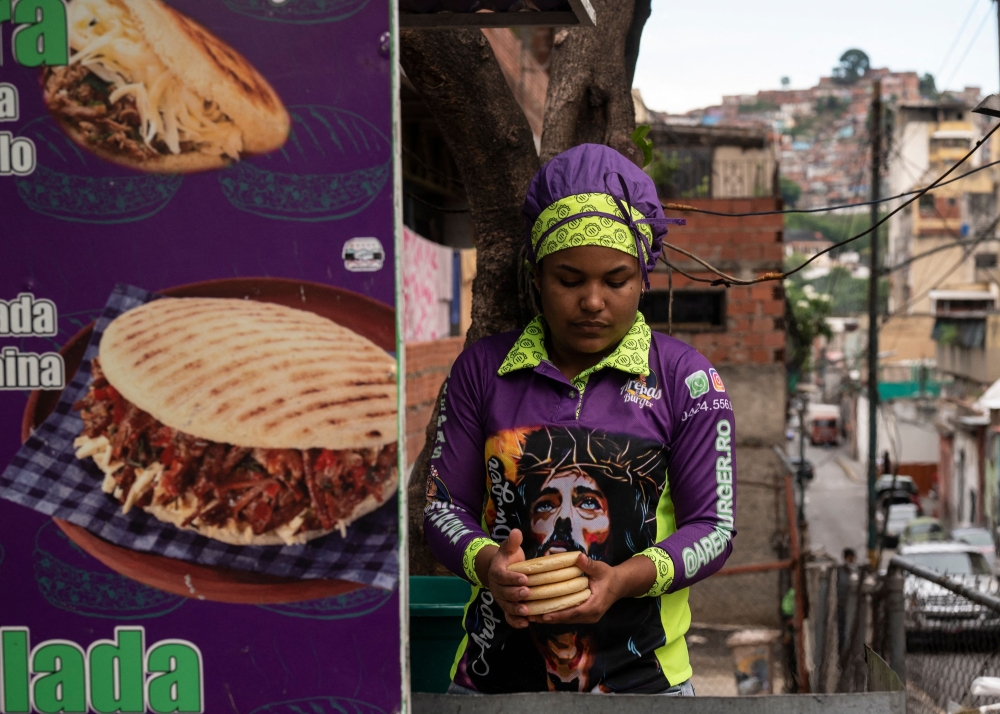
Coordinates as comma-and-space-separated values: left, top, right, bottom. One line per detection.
73, 298, 397, 546
99, 298, 396, 450
46, 0, 289, 173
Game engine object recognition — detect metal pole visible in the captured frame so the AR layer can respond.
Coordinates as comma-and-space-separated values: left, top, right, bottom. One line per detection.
885, 566, 906, 682
867, 79, 882, 567
786, 475, 810, 693
798, 398, 807, 524
891, 555, 1000, 611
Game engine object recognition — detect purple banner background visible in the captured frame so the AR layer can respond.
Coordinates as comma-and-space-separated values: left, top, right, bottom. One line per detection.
0, 0, 401, 711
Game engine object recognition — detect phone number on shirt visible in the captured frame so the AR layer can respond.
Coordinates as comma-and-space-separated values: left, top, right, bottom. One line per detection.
680, 398, 733, 422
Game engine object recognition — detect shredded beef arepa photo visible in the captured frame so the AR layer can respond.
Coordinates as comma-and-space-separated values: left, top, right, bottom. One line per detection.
44, 0, 290, 173
72, 297, 398, 546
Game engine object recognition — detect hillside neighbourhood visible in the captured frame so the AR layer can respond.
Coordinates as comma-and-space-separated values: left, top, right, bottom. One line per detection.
631, 49, 1000, 548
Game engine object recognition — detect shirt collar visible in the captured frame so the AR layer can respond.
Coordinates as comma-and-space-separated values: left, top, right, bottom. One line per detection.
497, 313, 651, 380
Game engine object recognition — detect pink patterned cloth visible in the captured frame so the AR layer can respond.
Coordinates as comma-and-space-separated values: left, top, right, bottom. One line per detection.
403, 227, 453, 343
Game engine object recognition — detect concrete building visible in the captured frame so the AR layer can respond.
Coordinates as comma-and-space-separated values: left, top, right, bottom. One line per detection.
645, 121, 778, 201
886, 98, 998, 320
649, 122, 788, 627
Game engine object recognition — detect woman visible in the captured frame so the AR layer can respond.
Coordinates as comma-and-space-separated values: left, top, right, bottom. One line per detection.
423, 143, 737, 695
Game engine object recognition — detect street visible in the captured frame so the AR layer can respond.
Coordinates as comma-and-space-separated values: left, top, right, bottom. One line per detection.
788, 434, 867, 560
790, 432, 1000, 712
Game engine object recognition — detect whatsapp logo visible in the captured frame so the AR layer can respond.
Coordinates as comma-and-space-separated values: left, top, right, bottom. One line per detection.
685, 370, 710, 399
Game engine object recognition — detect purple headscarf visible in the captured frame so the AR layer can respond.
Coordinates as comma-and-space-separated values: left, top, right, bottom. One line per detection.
522, 143, 684, 289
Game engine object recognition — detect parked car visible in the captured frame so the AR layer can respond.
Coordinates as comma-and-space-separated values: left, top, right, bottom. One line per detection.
877, 503, 919, 548
877, 490, 922, 513
952, 526, 996, 571
900, 517, 946, 545
875, 474, 918, 497
898, 542, 1000, 642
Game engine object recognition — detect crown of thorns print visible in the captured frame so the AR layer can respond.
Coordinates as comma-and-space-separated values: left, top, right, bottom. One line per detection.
516, 427, 665, 509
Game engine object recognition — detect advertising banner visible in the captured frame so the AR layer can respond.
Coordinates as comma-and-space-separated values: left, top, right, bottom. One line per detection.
0, 1, 402, 712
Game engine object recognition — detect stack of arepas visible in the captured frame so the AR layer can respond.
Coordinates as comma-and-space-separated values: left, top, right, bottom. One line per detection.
509, 552, 591, 615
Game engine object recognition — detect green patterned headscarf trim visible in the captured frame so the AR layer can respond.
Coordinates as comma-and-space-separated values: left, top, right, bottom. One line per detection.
530, 192, 655, 264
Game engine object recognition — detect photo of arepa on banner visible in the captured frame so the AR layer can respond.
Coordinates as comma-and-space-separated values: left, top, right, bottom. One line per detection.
0, 0, 404, 710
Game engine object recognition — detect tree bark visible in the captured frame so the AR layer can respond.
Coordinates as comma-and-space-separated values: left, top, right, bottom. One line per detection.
400, 5, 652, 575
539, 0, 642, 166
400, 28, 539, 574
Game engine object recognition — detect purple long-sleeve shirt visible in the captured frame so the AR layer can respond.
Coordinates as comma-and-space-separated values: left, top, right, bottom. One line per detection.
423, 315, 736, 693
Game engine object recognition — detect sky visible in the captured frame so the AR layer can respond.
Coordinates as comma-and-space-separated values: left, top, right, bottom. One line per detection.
633, 0, 1000, 115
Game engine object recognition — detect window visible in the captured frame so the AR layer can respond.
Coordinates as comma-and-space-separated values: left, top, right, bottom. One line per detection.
918, 194, 935, 213
931, 138, 970, 150
975, 253, 998, 269
639, 290, 726, 331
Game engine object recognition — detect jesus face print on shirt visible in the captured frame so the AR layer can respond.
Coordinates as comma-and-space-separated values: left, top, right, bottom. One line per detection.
527, 469, 611, 559
492, 426, 665, 565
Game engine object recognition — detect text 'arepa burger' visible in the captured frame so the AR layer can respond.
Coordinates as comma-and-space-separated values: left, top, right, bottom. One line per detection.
45, 0, 290, 173
73, 298, 398, 546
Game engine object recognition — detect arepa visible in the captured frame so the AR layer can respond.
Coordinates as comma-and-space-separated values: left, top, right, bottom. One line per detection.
99, 298, 396, 450
46, 0, 289, 174
72, 297, 398, 547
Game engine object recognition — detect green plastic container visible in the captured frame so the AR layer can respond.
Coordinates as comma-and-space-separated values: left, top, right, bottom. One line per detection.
410, 576, 471, 693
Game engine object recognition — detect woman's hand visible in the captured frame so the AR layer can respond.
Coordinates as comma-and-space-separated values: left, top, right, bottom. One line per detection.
528, 551, 656, 626
474, 529, 531, 629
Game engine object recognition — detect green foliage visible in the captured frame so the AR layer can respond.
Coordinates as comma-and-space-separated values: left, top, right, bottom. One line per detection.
935, 322, 958, 346
631, 125, 654, 168
781, 177, 802, 208
784, 211, 888, 258
832, 48, 870, 85
786, 282, 834, 378
645, 149, 679, 196
919, 72, 938, 100
815, 96, 848, 116
784, 261, 889, 317
645, 150, 710, 198
737, 100, 779, 114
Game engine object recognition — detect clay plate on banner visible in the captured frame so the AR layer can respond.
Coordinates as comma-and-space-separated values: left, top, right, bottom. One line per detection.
21, 277, 396, 605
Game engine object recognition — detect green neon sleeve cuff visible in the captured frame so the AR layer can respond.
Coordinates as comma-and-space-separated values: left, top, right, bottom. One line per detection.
462, 537, 500, 587
634, 546, 675, 597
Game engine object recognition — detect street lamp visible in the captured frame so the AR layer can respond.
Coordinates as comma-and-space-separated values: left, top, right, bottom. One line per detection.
973, 94, 1000, 118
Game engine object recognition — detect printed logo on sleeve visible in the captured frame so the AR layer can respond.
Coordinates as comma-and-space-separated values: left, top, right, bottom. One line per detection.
681, 418, 734, 579
709, 368, 725, 393
685, 370, 710, 399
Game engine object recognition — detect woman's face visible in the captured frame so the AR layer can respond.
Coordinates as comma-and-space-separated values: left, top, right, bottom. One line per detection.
529, 469, 610, 556
534, 245, 642, 358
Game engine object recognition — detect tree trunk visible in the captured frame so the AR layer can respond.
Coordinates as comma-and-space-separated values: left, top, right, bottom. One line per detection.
399, 4, 650, 575
540, 0, 641, 166
400, 28, 539, 574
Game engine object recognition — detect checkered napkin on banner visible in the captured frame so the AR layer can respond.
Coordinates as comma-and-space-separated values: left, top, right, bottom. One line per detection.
0, 284, 399, 590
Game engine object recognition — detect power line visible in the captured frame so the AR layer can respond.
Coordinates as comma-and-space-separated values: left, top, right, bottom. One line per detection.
943, 1, 994, 90
936, 0, 982, 79
662, 159, 1000, 218
660, 121, 1000, 287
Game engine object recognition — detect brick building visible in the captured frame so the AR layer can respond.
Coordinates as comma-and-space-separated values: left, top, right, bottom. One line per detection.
652, 193, 788, 626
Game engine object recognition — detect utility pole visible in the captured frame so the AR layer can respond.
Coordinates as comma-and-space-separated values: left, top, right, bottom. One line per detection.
797, 396, 808, 525
867, 79, 882, 568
